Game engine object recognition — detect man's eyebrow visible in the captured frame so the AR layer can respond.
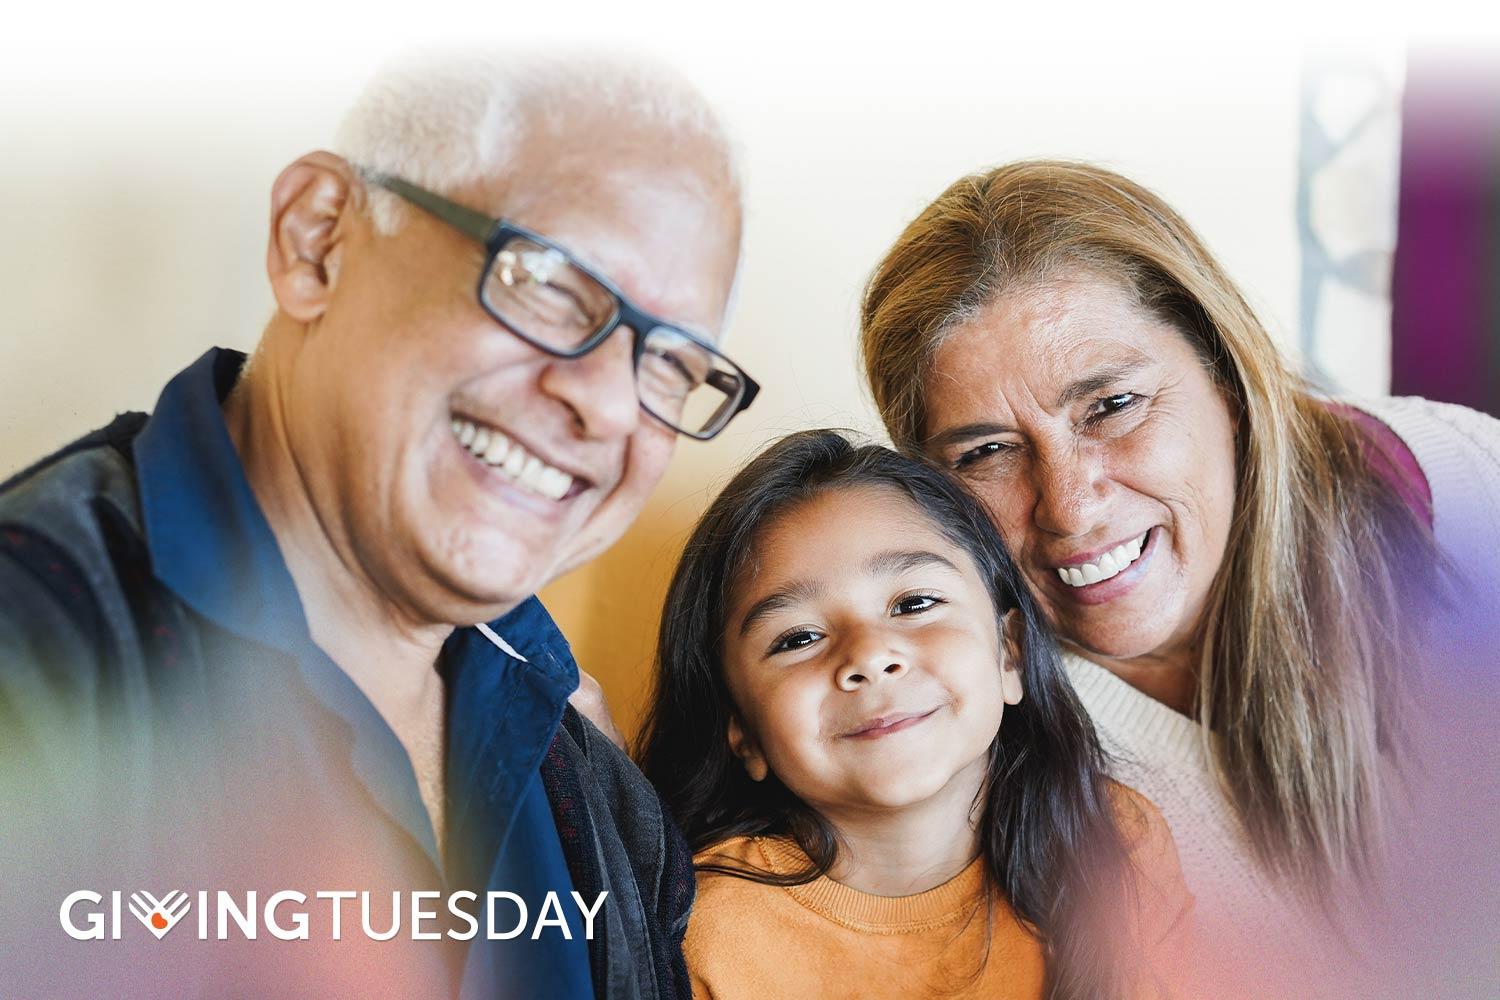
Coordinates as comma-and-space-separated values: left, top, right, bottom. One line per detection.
737, 579, 827, 637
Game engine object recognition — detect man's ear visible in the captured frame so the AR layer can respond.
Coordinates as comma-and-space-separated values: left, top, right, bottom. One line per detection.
999, 609, 1025, 706
266, 151, 360, 323
726, 714, 769, 782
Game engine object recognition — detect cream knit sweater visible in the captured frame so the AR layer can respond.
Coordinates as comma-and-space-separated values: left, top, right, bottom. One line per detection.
1063, 396, 1500, 985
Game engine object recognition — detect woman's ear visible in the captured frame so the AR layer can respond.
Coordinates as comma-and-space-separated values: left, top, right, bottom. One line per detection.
999, 609, 1025, 706
266, 151, 359, 323
726, 714, 770, 782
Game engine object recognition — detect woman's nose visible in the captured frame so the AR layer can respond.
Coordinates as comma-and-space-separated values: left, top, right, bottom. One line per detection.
1030, 448, 1107, 538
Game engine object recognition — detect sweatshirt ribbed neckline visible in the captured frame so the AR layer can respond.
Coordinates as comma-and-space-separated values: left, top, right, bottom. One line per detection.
754, 837, 985, 934
1061, 651, 1206, 764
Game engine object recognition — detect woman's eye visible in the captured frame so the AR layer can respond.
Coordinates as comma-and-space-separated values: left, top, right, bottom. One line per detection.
769, 629, 822, 655
1089, 392, 1140, 420
894, 594, 944, 616
953, 441, 1011, 470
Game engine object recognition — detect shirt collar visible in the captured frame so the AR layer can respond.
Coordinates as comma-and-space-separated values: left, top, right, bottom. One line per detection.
134, 347, 310, 650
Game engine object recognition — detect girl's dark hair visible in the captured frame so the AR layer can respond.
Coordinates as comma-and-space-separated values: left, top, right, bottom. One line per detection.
636, 429, 1140, 999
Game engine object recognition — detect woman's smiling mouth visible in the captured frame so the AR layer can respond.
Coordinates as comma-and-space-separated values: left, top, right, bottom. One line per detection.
1054, 528, 1151, 587
1047, 527, 1159, 606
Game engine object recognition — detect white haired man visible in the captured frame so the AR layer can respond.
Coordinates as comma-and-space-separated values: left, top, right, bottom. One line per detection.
0, 54, 750, 998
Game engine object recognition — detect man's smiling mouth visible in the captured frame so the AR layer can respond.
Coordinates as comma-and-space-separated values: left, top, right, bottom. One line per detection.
451, 416, 585, 502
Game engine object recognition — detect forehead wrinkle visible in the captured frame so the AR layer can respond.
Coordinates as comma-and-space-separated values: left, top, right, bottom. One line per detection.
994, 300, 1155, 408
930, 276, 1170, 445
1055, 356, 1155, 408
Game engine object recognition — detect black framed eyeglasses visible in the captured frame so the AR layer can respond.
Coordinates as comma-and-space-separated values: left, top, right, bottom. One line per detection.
362, 170, 759, 441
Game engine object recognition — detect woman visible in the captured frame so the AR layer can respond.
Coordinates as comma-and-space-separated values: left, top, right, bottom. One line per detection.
858, 160, 1500, 972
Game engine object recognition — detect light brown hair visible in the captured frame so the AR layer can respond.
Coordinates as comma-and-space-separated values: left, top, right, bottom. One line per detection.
860, 159, 1440, 891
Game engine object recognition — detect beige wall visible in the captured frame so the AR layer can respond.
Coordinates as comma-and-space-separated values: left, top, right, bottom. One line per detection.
1, 37, 1318, 742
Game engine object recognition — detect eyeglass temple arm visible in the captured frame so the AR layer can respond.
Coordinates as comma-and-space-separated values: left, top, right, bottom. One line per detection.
728, 373, 761, 412
363, 171, 498, 245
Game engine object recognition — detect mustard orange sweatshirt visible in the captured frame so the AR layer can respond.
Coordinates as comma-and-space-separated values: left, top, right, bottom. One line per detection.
683, 789, 1193, 999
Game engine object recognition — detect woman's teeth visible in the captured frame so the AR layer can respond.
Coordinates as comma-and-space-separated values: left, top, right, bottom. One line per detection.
1056, 530, 1149, 588
451, 418, 574, 502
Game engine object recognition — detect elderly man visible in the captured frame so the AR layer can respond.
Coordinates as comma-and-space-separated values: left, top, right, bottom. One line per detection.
0, 54, 749, 998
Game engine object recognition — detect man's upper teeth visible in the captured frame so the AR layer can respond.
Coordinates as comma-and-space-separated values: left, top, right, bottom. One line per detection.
450, 418, 574, 501
1056, 531, 1148, 588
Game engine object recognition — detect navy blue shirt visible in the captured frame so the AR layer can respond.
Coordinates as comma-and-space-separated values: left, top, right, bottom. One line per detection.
2, 349, 593, 997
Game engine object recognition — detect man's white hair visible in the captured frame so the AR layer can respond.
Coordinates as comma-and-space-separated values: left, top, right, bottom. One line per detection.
334, 48, 743, 236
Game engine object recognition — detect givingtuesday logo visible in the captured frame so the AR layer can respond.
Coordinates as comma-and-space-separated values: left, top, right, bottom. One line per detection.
128, 891, 191, 939
58, 888, 609, 942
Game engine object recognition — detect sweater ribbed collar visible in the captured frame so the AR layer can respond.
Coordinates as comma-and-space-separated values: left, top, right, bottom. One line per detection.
1061, 651, 1207, 764
753, 837, 987, 934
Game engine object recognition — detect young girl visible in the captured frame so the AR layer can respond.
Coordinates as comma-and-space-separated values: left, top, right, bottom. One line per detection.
637, 430, 1192, 999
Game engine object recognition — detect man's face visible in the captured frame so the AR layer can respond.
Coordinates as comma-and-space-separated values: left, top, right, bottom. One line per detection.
287, 124, 742, 624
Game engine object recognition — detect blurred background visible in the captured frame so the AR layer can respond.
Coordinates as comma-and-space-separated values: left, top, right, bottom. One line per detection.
2, 7, 1497, 740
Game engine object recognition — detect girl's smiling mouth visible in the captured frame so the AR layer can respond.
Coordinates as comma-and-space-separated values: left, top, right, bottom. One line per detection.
839, 707, 941, 740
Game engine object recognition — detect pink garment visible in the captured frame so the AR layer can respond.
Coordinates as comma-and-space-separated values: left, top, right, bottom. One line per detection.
1328, 402, 1434, 528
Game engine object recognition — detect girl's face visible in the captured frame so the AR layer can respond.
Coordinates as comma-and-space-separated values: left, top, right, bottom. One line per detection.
721, 484, 1023, 819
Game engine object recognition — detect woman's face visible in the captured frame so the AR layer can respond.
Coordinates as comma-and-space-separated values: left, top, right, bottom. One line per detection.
720, 485, 1021, 820
923, 275, 1237, 679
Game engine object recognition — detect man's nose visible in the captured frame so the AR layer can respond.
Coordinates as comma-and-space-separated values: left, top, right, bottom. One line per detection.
1030, 446, 1108, 538
538, 325, 641, 439
834, 632, 910, 692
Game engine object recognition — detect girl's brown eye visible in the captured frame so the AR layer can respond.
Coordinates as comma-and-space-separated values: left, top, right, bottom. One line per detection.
769, 629, 822, 655
894, 595, 942, 615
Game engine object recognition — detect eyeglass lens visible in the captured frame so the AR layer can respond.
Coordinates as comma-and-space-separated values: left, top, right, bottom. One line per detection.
481, 233, 745, 436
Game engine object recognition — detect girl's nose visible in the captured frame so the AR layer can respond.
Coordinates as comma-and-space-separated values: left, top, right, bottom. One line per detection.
835, 654, 908, 692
